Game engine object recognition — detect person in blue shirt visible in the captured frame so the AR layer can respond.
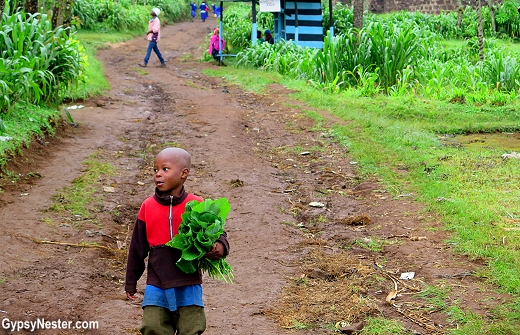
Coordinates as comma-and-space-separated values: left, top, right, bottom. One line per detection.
190, 2, 197, 22
200, 2, 209, 22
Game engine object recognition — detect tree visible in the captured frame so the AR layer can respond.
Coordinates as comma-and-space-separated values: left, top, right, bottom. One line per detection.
477, 0, 484, 61
353, 0, 363, 31
0, 0, 5, 18
456, 0, 463, 28
51, 0, 75, 31
488, 0, 496, 34
24, 0, 38, 14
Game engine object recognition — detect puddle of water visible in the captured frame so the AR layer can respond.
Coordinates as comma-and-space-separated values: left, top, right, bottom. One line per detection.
440, 132, 520, 151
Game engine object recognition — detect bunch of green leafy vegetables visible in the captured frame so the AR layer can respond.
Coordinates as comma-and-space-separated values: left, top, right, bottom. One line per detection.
166, 198, 234, 283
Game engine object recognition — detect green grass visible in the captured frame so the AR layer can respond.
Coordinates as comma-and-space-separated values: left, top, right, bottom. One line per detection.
206, 64, 520, 334
0, 30, 134, 174
69, 31, 140, 99
48, 153, 115, 219
0, 106, 60, 173
203, 66, 282, 94
360, 317, 411, 335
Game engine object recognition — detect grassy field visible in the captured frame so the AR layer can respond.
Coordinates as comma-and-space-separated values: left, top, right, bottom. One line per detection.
204, 63, 520, 334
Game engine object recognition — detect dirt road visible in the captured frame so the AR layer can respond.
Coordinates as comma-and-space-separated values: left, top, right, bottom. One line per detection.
0, 16, 509, 335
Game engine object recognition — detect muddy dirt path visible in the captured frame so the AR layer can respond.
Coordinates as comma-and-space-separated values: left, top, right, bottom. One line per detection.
0, 16, 510, 335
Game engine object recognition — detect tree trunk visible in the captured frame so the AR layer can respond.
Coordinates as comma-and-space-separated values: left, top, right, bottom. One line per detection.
24, 0, 38, 14
353, 0, 363, 31
477, 0, 484, 61
488, 0, 496, 34
62, 0, 75, 31
456, 0, 463, 28
52, 0, 67, 29
0, 0, 5, 18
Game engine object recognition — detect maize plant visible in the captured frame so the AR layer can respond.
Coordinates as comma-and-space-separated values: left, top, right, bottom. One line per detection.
0, 9, 83, 113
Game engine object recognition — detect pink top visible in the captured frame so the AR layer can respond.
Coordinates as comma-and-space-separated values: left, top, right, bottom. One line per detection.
147, 17, 161, 41
208, 34, 226, 54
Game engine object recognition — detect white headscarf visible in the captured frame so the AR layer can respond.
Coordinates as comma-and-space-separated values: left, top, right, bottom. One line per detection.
152, 8, 161, 16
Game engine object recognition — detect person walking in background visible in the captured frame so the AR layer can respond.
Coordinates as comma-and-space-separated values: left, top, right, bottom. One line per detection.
190, 2, 197, 22
125, 147, 230, 335
264, 29, 274, 44
138, 8, 166, 68
200, 2, 208, 22
211, 3, 217, 17
208, 28, 226, 66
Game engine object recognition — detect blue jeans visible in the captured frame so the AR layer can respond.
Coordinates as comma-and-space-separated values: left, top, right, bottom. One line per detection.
144, 41, 165, 65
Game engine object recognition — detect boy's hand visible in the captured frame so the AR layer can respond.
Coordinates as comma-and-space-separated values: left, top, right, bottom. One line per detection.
205, 241, 224, 260
126, 291, 137, 300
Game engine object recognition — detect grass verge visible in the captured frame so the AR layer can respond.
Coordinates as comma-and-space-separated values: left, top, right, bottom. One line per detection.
48, 152, 115, 219
203, 65, 520, 334
0, 30, 135, 174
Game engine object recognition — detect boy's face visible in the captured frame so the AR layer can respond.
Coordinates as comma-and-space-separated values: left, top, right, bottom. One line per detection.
153, 154, 188, 196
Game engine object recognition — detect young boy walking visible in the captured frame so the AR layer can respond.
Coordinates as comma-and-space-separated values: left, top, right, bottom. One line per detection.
139, 8, 166, 68
125, 147, 230, 335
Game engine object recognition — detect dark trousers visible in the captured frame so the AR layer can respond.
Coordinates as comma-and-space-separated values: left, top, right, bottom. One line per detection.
211, 48, 220, 62
144, 41, 165, 65
141, 305, 206, 335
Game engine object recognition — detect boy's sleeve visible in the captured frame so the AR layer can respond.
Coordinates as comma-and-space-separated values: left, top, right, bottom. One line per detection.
217, 231, 230, 257
125, 217, 150, 292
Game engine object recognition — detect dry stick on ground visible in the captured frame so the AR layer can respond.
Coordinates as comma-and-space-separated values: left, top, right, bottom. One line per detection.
12, 234, 124, 253
396, 307, 446, 334
377, 266, 422, 293
378, 267, 447, 334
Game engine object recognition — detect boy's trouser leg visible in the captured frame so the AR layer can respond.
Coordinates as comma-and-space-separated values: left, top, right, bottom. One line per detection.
141, 306, 174, 335
172, 306, 206, 335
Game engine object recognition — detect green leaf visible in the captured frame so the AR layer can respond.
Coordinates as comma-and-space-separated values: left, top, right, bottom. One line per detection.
196, 230, 214, 248
182, 244, 204, 261
167, 198, 233, 282
166, 233, 189, 249
176, 258, 198, 274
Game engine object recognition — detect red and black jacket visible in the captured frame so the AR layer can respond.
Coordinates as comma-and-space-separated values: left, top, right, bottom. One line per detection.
125, 187, 230, 292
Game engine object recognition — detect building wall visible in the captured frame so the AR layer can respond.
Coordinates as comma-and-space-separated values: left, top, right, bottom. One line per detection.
275, 0, 324, 48
368, 0, 480, 14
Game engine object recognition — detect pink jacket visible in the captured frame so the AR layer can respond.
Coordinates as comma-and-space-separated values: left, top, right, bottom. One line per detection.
147, 17, 161, 41
208, 34, 225, 54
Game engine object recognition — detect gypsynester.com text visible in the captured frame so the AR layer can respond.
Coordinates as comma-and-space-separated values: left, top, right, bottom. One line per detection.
2, 318, 99, 332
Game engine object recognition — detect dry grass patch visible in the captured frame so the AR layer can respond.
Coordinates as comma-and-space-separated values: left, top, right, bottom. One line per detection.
267, 248, 379, 329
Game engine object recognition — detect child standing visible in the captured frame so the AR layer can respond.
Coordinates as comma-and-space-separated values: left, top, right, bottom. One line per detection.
138, 8, 166, 68
125, 147, 230, 335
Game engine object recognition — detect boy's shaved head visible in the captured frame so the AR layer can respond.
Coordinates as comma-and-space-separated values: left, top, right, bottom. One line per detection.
156, 147, 191, 169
